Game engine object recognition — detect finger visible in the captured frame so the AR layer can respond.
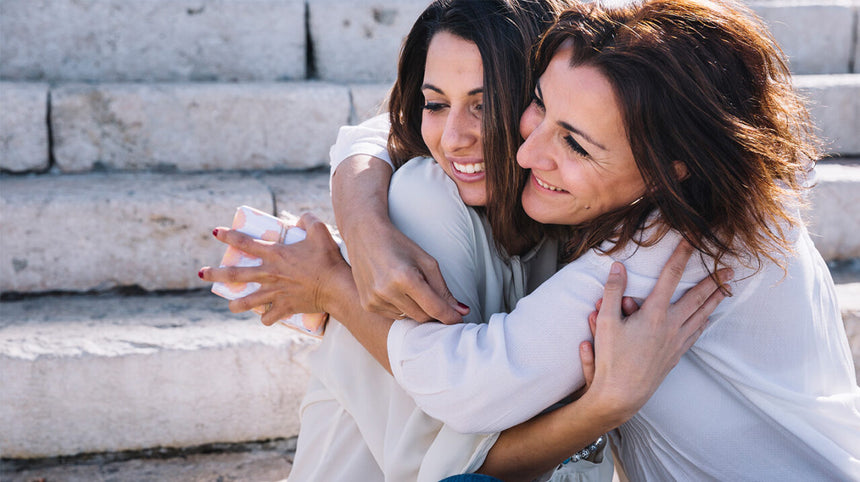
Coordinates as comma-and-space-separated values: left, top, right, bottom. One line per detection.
680, 282, 728, 337
402, 278, 462, 324
359, 294, 404, 321
588, 310, 598, 329
597, 262, 627, 321
228, 290, 274, 314
383, 294, 427, 322
296, 212, 323, 232
621, 296, 640, 317
261, 304, 292, 327
299, 213, 336, 245
681, 317, 710, 354
214, 227, 276, 259
417, 257, 467, 323
640, 240, 695, 313
579, 341, 595, 390
671, 267, 733, 323
595, 298, 603, 312
588, 311, 597, 338
200, 265, 270, 284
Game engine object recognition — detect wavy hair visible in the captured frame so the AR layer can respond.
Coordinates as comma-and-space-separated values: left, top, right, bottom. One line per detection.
533, 0, 821, 272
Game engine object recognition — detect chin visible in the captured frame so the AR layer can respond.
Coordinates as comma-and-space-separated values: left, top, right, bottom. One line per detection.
458, 188, 488, 207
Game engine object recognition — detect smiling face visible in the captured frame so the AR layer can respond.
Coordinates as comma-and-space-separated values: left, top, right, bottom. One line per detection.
421, 31, 487, 207
517, 44, 647, 226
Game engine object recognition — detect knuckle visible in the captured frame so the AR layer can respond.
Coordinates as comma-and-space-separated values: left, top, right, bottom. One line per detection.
225, 267, 240, 283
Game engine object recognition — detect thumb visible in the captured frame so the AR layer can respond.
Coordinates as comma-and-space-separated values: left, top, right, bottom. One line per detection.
598, 262, 627, 321
296, 212, 322, 232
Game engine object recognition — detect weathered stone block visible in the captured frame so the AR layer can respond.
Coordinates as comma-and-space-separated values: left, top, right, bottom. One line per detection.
350, 83, 392, 124
268, 171, 336, 230
0, 0, 305, 82
795, 74, 860, 156
0, 293, 318, 457
751, 3, 855, 74
309, 0, 428, 82
0, 173, 273, 293
807, 162, 860, 261
51, 83, 350, 172
0, 83, 49, 172
833, 268, 860, 385
855, 13, 860, 74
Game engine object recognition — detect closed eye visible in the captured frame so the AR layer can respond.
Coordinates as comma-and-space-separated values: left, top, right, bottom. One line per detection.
531, 92, 545, 111
565, 135, 590, 157
423, 102, 447, 112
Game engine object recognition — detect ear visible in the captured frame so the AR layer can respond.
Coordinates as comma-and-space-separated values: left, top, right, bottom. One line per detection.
672, 161, 689, 181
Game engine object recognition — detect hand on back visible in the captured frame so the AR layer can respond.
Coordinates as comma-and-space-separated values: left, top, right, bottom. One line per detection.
578, 242, 732, 421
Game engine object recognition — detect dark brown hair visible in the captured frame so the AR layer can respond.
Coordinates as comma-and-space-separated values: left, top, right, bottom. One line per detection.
533, 0, 820, 271
387, 0, 569, 255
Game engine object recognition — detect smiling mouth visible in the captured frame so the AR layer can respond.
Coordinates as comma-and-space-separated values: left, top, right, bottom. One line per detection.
534, 175, 566, 192
453, 161, 485, 174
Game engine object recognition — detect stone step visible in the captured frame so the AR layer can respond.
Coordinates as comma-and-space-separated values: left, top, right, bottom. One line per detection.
0, 0, 307, 82
1, 1, 855, 84
1, 163, 858, 295
750, 1, 858, 75
1, 439, 297, 482
807, 160, 860, 260
0, 80, 391, 173
0, 291, 319, 459
47, 82, 390, 174
2, 73, 857, 173
0, 171, 334, 295
795, 74, 860, 156
1, 277, 857, 459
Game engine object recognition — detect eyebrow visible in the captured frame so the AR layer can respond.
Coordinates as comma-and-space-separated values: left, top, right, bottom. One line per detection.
536, 81, 608, 152
422, 83, 484, 97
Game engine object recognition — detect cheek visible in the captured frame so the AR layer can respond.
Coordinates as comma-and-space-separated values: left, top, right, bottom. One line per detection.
421, 113, 446, 151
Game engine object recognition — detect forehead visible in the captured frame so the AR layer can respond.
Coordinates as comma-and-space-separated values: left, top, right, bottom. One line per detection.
541, 47, 626, 144
423, 32, 483, 85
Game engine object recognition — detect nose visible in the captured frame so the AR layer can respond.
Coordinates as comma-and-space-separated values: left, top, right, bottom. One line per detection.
441, 106, 479, 154
517, 103, 553, 171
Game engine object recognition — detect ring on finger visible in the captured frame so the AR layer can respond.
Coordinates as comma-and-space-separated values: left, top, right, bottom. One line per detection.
396, 312, 408, 320
263, 302, 273, 314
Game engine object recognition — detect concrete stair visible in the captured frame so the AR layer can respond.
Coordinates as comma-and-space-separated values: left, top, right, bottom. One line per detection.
1, 0, 859, 464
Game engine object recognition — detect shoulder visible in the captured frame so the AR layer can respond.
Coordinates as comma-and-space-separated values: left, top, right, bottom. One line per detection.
389, 157, 473, 232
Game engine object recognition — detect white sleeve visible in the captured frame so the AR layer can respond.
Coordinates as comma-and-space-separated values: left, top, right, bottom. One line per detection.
328, 113, 394, 178
388, 256, 611, 434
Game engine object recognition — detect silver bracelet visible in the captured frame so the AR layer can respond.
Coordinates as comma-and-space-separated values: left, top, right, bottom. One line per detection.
560, 435, 606, 465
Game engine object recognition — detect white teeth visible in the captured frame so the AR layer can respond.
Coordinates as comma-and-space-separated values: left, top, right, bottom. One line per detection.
453, 162, 485, 174
536, 177, 563, 192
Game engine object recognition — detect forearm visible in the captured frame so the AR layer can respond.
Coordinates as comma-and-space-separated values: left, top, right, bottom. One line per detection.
331, 154, 393, 246
388, 271, 601, 432
321, 264, 395, 373
478, 389, 628, 481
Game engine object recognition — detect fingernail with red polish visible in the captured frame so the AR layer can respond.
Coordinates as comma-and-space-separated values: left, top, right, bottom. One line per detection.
198, 269, 204, 279
212, 228, 219, 237
456, 302, 470, 314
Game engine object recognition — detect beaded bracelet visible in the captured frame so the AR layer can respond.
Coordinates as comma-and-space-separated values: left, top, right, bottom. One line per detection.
560, 435, 606, 465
